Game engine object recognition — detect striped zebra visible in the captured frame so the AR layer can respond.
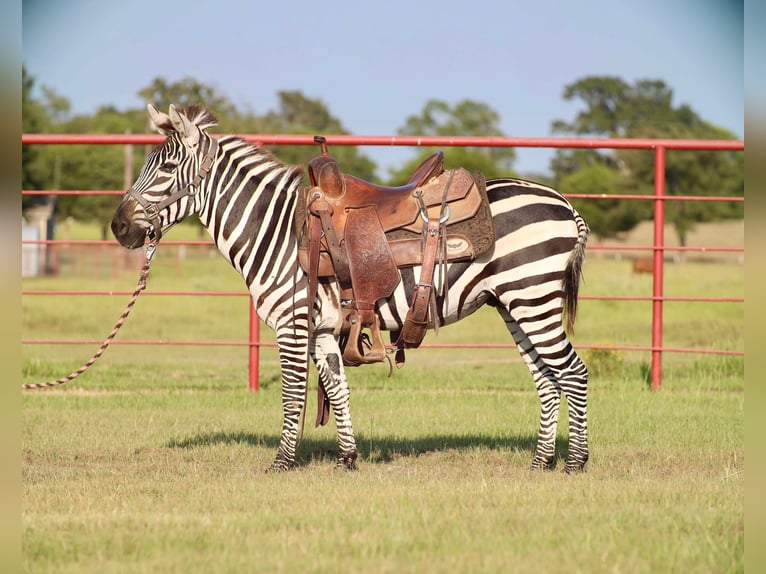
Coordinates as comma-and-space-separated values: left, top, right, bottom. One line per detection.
111, 104, 590, 473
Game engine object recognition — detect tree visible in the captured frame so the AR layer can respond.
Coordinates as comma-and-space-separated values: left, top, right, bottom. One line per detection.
261, 90, 377, 182
139, 83, 377, 181
550, 76, 678, 178
23, 67, 142, 237
552, 76, 677, 137
550, 76, 742, 244
21, 66, 50, 200
617, 119, 743, 246
387, 99, 516, 185
53, 106, 148, 239
137, 76, 238, 124
559, 163, 650, 241
23, 72, 384, 238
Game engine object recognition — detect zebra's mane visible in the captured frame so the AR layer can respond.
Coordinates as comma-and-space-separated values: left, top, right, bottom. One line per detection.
157, 104, 304, 180
152, 104, 219, 133
183, 104, 219, 130
221, 134, 305, 181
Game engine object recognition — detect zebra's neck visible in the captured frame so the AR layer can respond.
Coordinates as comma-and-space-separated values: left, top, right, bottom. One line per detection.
197, 136, 305, 289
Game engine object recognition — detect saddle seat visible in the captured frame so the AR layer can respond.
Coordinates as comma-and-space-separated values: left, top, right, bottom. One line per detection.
309, 147, 445, 201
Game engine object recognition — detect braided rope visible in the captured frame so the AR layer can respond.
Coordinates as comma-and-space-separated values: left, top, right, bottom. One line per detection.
22, 244, 156, 390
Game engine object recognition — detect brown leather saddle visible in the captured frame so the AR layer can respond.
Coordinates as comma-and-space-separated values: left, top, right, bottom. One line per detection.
297, 135, 495, 358
296, 137, 495, 424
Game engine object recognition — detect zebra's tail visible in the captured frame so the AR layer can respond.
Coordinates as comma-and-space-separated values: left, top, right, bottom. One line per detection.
563, 210, 589, 335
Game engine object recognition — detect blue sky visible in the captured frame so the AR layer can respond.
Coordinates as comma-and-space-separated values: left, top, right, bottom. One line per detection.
23, 0, 743, 177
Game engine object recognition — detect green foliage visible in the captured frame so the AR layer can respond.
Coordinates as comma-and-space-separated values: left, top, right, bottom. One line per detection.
552, 76, 677, 137
22, 66, 49, 197
387, 98, 517, 184
387, 146, 505, 187
22, 72, 379, 225
617, 121, 744, 246
23, 71, 149, 237
261, 90, 377, 182
550, 76, 743, 242
137, 76, 239, 121
581, 343, 624, 377
22, 69, 743, 245
560, 163, 651, 240
45, 109, 147, 239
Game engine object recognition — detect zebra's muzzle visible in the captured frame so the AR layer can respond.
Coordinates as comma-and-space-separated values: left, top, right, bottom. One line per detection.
111, 199, 153, 249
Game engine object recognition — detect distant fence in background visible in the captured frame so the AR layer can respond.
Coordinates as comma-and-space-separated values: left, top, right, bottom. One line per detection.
22, 134, 744, 390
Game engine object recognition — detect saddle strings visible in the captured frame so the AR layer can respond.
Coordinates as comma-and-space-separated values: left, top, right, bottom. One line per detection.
437, 170, 455, 321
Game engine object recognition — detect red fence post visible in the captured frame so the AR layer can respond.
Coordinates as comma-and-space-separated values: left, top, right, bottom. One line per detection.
651, 146, 666, 391
248, 300, 260, 391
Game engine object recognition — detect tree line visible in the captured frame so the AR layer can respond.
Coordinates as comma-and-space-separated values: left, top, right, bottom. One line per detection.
22, 67, 743, 243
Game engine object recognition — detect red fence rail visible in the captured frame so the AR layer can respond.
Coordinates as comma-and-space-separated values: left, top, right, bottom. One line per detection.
22, 134, 744, 391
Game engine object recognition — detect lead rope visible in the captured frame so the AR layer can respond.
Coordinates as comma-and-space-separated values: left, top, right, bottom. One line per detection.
22, 243, 157, 390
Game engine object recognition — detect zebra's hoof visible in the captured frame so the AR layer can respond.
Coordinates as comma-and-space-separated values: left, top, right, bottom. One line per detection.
563, 458, 587, 474
335, 451, 358, 471
265, 457, 297, 473
265, 464, 293, 473
530, 457, 556, 471
563, 452, 588, 474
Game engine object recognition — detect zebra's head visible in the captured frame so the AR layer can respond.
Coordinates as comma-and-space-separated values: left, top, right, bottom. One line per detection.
111, 103, 219, 249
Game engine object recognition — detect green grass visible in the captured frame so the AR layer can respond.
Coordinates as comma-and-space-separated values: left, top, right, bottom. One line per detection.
22, 221, 744, 573
22, 361, 744, 573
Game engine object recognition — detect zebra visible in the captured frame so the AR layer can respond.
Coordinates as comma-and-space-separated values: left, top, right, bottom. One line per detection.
111, 104, 590, 473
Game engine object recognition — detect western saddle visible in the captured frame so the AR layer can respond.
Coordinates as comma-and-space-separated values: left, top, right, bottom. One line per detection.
298, 137, 495, 424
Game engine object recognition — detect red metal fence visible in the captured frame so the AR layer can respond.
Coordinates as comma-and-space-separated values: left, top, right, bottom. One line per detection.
22, 134, 744, 390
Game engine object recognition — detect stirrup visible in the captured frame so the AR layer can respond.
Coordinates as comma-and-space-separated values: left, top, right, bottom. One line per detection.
342, 310, 387, 366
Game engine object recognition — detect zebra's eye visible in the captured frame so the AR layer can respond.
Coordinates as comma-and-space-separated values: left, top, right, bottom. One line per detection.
160, 161, 177, 172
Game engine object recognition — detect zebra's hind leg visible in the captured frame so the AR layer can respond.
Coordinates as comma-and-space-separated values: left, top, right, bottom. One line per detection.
312, 330, 358, 470
530, 370, 563, 471
530, 359, 589, 473
511, 322, 589, 472
529, 360, 589, 473
558, 356, 589, 473
500, 314, 562, 470
499, 293, 589, 473
501, 308, 589, 472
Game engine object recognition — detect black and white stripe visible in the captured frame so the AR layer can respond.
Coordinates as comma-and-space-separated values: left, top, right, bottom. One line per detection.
112, 105, 590, 473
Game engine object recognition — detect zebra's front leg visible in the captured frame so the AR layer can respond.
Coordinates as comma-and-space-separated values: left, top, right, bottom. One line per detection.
268, 393, 305, 472
312, 329, 358, 470
267, 331, 310, 473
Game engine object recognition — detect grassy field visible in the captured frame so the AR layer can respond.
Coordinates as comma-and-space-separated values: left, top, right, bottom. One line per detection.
21, 220, 744, 573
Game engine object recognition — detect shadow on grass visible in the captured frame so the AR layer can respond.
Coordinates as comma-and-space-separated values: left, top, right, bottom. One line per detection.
166, 430, 569, 467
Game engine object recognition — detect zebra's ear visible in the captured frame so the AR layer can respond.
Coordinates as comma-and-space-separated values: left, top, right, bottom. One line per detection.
168, 104, 201, 148
147, 103, 174, 136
